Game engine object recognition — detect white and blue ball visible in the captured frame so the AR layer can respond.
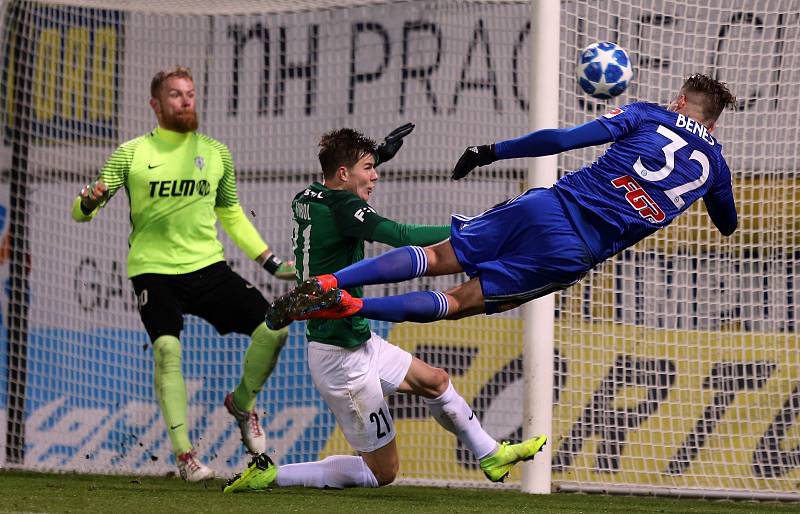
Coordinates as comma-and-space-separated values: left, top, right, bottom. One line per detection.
576, 42, 633, 99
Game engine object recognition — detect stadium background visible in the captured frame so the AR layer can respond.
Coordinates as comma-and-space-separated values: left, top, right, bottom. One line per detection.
0, 0, 797, 499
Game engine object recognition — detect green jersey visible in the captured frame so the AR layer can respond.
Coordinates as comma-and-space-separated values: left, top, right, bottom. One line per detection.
291, 182, 388, 348
99, 127, 240, 277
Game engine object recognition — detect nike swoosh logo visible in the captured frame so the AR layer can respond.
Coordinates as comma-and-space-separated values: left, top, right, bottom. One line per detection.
246, 283, 255, 289
148, 163, 165, 169
169, 423, 184, 430
468, 411, 475, 420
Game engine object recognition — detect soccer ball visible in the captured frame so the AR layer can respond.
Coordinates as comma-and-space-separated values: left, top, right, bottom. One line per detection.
576, 42, 633, 99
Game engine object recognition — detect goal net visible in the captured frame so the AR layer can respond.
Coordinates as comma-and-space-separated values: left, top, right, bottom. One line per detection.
0, 0, 797, 499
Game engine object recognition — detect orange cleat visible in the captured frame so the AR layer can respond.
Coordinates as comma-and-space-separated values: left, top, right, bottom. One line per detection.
291, 288, 363, 320
313, 274, 339, 293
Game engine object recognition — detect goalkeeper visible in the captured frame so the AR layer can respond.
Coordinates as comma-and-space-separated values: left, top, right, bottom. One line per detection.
223, 126, 546, 493
71, 66, 295, 481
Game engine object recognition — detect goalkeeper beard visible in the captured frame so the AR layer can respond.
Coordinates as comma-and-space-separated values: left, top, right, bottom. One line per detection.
161, 107, 199, 133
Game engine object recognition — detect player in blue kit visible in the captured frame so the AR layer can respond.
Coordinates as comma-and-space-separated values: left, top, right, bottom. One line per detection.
272, 74, 738, 326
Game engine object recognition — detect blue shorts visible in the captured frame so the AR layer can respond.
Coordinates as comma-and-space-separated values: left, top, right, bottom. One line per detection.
450, 188, 593, 314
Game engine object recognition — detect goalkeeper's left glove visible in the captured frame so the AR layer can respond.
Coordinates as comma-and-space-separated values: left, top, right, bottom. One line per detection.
374, 122, 415, 166
451, 144, 497, 180
262, 253, 297, 281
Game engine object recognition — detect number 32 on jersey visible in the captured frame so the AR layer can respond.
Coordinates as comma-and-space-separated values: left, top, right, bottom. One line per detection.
613, 124, 711, 223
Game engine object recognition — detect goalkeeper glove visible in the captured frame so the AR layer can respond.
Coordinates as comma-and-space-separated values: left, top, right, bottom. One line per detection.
374, 123, 415, 166
262, 253, 297, 281
451, 144, 497, 180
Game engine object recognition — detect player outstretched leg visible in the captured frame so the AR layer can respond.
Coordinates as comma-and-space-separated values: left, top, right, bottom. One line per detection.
420, 373, 547, 483
153, 335, 216, 481
225, 324, 289, 454
276, 245, 428, 307
224, 453, 380, 492
291, 288, 457, 324
323, 245, 430, 289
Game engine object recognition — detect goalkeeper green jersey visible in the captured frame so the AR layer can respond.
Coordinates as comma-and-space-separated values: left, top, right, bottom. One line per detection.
97, 127, 240, 277
292, 181, 449, 348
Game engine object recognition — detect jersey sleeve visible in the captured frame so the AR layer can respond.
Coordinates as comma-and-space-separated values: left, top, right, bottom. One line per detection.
595, 102, 646, 140
330, 195, 388, 240
372, 219, 450, 247
99, 140, 137, 199
494, 120, 613, 159
214, 143, 240, 208
72, 139, 137, 221
215, 204, 269, 259
702, 153, 737, 236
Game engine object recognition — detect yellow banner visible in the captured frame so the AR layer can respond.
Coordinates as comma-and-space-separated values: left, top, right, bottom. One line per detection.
320, 317, 800, 492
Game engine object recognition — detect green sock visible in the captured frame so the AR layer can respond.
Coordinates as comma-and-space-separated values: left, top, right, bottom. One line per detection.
232, 324, 289, 411
153, 335, 191, 455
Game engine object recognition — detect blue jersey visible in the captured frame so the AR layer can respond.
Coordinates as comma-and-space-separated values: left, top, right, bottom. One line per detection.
552, 102, 736, 263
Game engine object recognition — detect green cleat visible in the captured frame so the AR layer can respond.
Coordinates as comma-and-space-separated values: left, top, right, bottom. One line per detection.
479, 435, 547, 483
223, 453, 277, 493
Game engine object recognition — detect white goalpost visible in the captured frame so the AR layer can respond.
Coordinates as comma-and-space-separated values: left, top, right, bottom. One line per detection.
522, 0, 559, 495
0, 0, 798, 501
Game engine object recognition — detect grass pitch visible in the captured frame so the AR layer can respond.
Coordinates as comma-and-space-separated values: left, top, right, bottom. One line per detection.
1, 470, 798, 514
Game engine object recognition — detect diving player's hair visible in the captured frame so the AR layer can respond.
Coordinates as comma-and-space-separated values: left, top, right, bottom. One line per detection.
318, 128, 377, 179
681, 74, 737, 122
150, 66, 194, 98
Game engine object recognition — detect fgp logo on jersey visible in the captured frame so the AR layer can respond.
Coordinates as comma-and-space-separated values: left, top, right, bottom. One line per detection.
603, 107, 625, 118
354, 206, 376, 222
611, 175, 665, 224
148, 179, 211, 197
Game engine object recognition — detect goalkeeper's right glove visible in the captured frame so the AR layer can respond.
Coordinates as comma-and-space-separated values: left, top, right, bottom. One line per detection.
451, 144, 497, 180
79, 179, 108, 214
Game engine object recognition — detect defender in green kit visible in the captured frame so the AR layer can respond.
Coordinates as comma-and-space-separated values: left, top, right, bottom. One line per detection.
224, 127, 546, 493
71, 66, 295, 481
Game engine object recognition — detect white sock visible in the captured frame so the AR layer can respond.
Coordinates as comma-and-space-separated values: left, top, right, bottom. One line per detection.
275, 455, 379, 489
425, 381, 498, 460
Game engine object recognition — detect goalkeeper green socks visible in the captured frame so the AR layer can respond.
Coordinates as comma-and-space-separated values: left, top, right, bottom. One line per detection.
232, 323, 289, 411
152, 335, 191, 455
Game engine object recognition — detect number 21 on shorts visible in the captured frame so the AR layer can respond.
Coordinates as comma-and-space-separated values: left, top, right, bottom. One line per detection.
369, 408, 392, 440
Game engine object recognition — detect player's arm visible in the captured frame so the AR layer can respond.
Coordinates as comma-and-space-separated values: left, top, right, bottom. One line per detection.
452, 120, 613, 180
702, 159, 737, 236
215, 143, 296, 280
330, 193, 449, 247
330, 195, 446, 249
215, 205, 296, 280
71, 143, 132, 222
370, 219, 450, 248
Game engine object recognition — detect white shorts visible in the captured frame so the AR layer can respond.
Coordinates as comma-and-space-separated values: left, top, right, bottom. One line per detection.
308, 332, 413, 453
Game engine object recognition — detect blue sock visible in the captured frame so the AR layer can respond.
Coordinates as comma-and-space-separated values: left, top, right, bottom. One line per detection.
334, 246, 427, 289
359, 291, 449, 323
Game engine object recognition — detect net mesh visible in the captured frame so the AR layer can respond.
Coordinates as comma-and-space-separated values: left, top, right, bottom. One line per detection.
555, 0, 800, 496
0, 0, 797, 498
